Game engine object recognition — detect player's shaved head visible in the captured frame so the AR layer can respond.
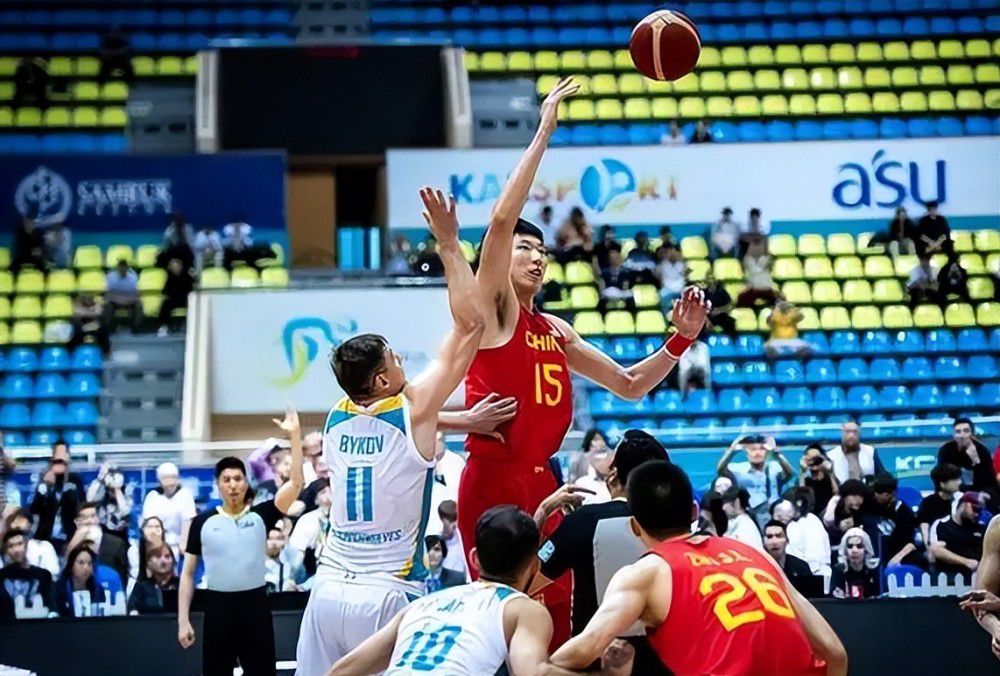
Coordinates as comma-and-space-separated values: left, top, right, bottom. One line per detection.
330, 333, 388, 400
513, 218, 544, 244
475, 505, 540, 583
627, 460, 695, 539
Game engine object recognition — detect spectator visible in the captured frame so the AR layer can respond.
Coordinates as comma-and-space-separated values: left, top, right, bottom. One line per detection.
156, 258, 194, 337
917, 463, 963, 559
537, 205, 559, 249
246, 437, 287, 484
762, 520, 816, 595
571, 429, 612, 505
104, 260, 141, 332
158, 214, 195, 272
718, 435, 794, 526
84, 463, 132, 541
43, 221, 72, 269
0, 529, 53, 614
555, 207, 594, 263
591, 225, 621, 271
264, 519, 301, 593
422, 535, 464, 594
66, 502, 129, 587
678, 339, 711, 395
253, 447, 293, 506
192, 226, 224, 272
127, 515, 176, 585
661, 120, 686, 145
701, 271, 737, 338
699, 491, 728, 537
222, 221, 258, 269
830, 527, 880, 599
870, 473, 919, 567
720, 487, 764, 550
906, 256, 939, 307
776, 488, 833, 586
97, 26, 134, 83
913, 199, 953, 259
288, 481, 331, 582
298, 432, 330, 512
127, 543, 179, 614
656, 243, 688, 307
690, 119, 713, 143
68, 293, 111, 356
597, 248, 635, 310
659, 225, 678, 249
52, 544, 106, 618
385, 236, 413, 276
868, 206, 915, 256
140, 462, 196, 553
765, 301, 812, 360
12, 57, 49, 109
712, 207, 741, 257
426, 434, 467, 536
824, 479, 870, 533
738, 208, 770, 259
412, 236, 445, 276
929, 492, 986, 580
827, 421, 886, 484
11, 211, 48, 274
937, 253, 971, 307
3, 510, 59, 577
436, 500, 467, 578
624, 231, 658, 286
799, 444, 839, 517
29, 441, 85, 553
937, 418, 999, 497
737, 239, 781, 308
710, 471, 738, 495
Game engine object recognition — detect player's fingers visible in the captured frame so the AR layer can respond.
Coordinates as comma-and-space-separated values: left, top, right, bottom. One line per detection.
419, 187, 431, 207
480, 392, 499, 404
422, 211, 431, 226
436, 189, 447, 208
448, 194, 457, 215
568, 485, 597, 494
271, 418, 282, 427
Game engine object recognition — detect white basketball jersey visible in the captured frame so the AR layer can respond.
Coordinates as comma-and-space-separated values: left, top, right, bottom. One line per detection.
319, 394, 435, 587
386, 582, 527, 675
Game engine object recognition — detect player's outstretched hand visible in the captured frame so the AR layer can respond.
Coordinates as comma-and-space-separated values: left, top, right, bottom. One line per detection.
178, 621, 196, 649
420, 187, 460, 245
670, 286, 711, 339
466, 393, 518, 442
602, 639, 636, 676
960, 589, 1000, 614
539, 76, 580, 137
538, 483, 595, 522
272, 405, 301, 438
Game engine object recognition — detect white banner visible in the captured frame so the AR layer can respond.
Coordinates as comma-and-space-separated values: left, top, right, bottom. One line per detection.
207, 287, 452, 414
387, 137, 1000, 228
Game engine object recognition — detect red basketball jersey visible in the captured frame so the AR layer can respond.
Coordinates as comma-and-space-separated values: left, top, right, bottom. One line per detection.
647, 534, 825, 676
464, 307, 573, 466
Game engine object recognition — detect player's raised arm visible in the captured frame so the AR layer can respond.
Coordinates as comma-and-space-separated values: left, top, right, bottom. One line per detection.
407, 189, 486, 429
959, 515, 1000, 657
326, 608, 406, 675
477, 78, 579, 327
271, 406, 304, 514
549, 286, 710, 401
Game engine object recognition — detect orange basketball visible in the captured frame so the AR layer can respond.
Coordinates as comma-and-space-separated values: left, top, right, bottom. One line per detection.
629, 9, 701, 81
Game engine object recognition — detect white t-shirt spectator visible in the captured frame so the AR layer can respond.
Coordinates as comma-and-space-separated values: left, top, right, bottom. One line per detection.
573, 466, 611, 505
743, 254, 774, 290
105, 269, 139, 304
907, 264, 938, 290
712, 218, 741, 253
27, 537, 60, 577
141, 486, 197, 545
725, 513, 764, 551
193, 229, 224, 268
657, 259, 687, 295
740, 218, 771, 238
441, 529, 468, 578
786, 512, 833, 586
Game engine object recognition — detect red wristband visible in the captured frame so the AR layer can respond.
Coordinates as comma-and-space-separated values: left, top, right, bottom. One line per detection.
664, 332, 695, 359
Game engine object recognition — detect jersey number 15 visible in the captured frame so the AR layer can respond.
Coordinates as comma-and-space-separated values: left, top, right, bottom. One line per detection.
534, 363, 564, 406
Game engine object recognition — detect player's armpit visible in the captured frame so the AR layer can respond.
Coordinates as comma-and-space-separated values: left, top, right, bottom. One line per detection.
326, 609, 405, 676
506, 600, 556, 676
408, 327, 484, 432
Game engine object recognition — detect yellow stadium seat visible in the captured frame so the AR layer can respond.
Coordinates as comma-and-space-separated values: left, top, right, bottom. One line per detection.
945, 303, 976, 327
733, 96, 760, 116
842, 279, 873, 304
956, 90, 984, 111
542, 261, 564, 285
966, 39, 991, 59
560, 51, 586, 70
931, 253, 948, 270
772, 257, 803, 281
12, 296, 42, 320
587, 50, 613, 70
811, 280, 842, 304
623, 98, 651, 119
928, 90, 956, 112
183, 56, 198, 76
883, 42, 909, 60
820, 307, 851, 331
679, 97, 707, 118
975, 229, 1000, 252
700, 72, 727, 92
77, 270, 106, 293
698, 47, 721, 67
15, 107, 42, 127
797, 234, 826, 256
200, 268, 230, 289
46, 269, 76, 294
785, 68, 811, 90
673, 73, 700, 93
913, 304, 945, 328
977, 302, 1000, 327
828, 43, 856, 63
950, 231, 974, 252
104, 245, 133, 268
15, 270, 44, 294
632, 285, 659, 309
567, 99, 595, 121
845, 93, 872, 114
900, 91, 928, 112
46, 57, 73, 76
651, 98, 678, 118
707, 96, 733, 117
45, 107, 73, 126
0, 272, 12, 294
591, 74, 618, 95
536, 75, 559, 95
976, 64, 1000, 84
748, 46, 775, 65
817, 93, 844, 114
798, 307, 820, 331
803, 256, 834, 280
135, 245, 158, 269
534, 51, 559, 71
687, 259, 710, 282
101, 82, 128, 101
856, 43, 883, 62
768, 234, 796, 257
11, 320, 43, 344
920, 66, 946, 86
0, 297, 8, 320
260, 268, 289, 288
948, 65, 976, 86
636, 310, 667, 334
774, 45, 802, 65
565, 261, 595, 285
761, 95, 788, 116
73, 82, 99, 101
864, 67, 892, 88
71, 107, 99, 126
910, 41, 937, 60
137, 268, 166, 293
43, 295, 73, 320
680, 237, 708, 260
725, 283, 743, 301
0, 322, 10, 344
838, 67, 863, 89
873, 279, 904, 303
732, 308, 758, 333
851, 305, 882, 330
789, 94, 816, 115
756, 307, 773, 332
865, 256, 894, 278
938, 40, 964, 59
140, 295, 162, 317
132, 56, 155, 76
505, 52, 532, 71
714, 258, 744, 282
0, 247, 8, 268
986, 88, 1000, 109
801, 44, 828, 64
573, 311, 604, 336
882, 305, 914, 329
604, 311, 635, 335
569, 285, 600, 310
595, 99, 623, 120
618, 74, 646, 95
463, 52, 480, 72
73, 245, 103, 270
988, 253, 1000, 274
959, 253, 985, 274
894, 255, 918, 278
807, 68, 835, 90
721, 46, 747, 67
891, 67, 919, 88
158, 57, 183, 75
782, 281, 812, 305
833, 256, 863, 279
967, 277, 994, 299
753, 70, 781, 90
0, 83, 10, 100
872, 92, 900, 114
827, 234, 855, 257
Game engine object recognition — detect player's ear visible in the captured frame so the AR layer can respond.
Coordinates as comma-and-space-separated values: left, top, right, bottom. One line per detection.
629, 517, 641, 538
470, 547, 481, 576
690, 500, 699, 525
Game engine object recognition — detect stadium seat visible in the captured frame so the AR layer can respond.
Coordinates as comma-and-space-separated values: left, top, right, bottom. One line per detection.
833, 256, 863, 280
772, 257, 804, 281
864, 256, 894, 278
900, 357, 933, 382
814, 386, 846, 412
873, 279, 904, 304
573, 312, 603, 336
882, 305, 914, 329
979, 383, 1000, 407
565, 261, 595, 285
977, 303, 1000, 327
879, 386, 911, 411
603, 311, 634, 335
842, 280, 873, 304
945, 303, 976, 327
820, 307, 850, 331
782, 281, 812, 305
812, 280, 842, 305
803, 256, 833, 280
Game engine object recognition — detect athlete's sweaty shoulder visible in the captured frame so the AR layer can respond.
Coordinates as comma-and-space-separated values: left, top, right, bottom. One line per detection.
540, 311, 575, 343
617, 553, 672, 628
503, 595, 551, 650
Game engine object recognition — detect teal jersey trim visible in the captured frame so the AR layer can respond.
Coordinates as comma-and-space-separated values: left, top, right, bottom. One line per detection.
405, 468, 435, 582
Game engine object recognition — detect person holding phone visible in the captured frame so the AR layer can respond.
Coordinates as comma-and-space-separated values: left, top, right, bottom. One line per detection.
717, 434, 795, 527
29, 440, 85, 555
799, 444, 839, 516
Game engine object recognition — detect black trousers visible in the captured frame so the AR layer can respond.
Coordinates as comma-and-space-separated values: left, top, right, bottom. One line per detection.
202, 586, 275, 676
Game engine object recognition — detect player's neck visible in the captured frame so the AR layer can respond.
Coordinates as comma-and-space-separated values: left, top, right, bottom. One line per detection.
514, 288, 535, 311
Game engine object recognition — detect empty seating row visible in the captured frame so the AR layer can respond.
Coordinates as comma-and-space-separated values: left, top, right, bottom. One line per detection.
0, 345, 103, 373
0, 429, 95, 447
0, 32, 292, 52
0, 267, 289, 296
0, 56, 196, 78
0, 133, 127, 154
0, 107, 128, 128
0, 242, 286, 273
1, 373, 101, 400
0, 8, 293, 28
0, 81, 129, 103
712, 355, 999, 385
721, 302, 1000, 332
0, 320, 70, 345
0, 401, 100, 428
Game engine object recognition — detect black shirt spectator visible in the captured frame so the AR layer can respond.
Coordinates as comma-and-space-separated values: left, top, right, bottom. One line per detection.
98, 26, 134, 83
11, 215, 48, 274
53, 544, 106, 618
913, 200, 953, 258
701, 274, 737, 338
690, 119, 714, 143
13, 57, 49, 109
29, 442, 85, 551
868, 206, 915, 254
917, 463, 962, 551
937, 255, 971, 306
127, 543, 179, 614
67, 294, 112, 357
800, 444, 838, 517
762, 520, 819, 597
937, 418, 999, 497
68, 501, 130, 588
869, 474, 919, 566
157, 258, 195, 336
830, 565, 880, 600
591, 226, 621, 271
0, 530, 54, 614
623, 231, 658, 285
929, 492, 986, 578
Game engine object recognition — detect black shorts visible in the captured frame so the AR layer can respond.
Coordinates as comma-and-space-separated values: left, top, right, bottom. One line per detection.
202, 586, 275, 676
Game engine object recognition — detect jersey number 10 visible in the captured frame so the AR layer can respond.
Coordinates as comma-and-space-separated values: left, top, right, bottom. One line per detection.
534, 363, 564, 406
395, 625, 462, 671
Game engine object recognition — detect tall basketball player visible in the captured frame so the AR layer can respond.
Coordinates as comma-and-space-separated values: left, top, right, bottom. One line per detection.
295, 189, 485, 675
459, 76, 710, 645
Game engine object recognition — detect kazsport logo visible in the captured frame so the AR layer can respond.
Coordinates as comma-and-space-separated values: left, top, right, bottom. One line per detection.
579, 158, 637, 212
274, 317, 359, 386
15, 166, 72, 226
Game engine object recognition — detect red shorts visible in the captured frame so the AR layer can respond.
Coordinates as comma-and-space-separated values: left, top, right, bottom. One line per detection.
457, 455, 572, 650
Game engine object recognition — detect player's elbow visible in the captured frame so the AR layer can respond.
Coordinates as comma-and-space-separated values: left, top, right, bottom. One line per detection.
617, 376, 650, 402
456, 311, 486, 337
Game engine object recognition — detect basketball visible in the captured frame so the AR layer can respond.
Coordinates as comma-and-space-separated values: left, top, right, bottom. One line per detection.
629, 9, 702, 81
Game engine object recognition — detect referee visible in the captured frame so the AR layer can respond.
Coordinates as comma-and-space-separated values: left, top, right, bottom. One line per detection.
178, 408, 304, 676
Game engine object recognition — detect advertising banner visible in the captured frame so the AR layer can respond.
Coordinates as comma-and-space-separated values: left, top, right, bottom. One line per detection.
387, 137, 1000, 228
207, 286, 453, 414
1, 152, 286, 232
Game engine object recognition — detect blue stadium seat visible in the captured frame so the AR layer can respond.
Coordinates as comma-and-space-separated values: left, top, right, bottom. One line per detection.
707, 334, 737, 358
611, 337, 641, 362
850, 119, 879, 140
978, 383, 1000, 408
652, 389, 683, 414
1, 376, 33, 401
589, 391, 616, 416
742, 361, 772, 385
955, 328, 987, 353
71, 346, 103, 371
757, 415, 788, 429
595, 418, 626, 439
966, 356, 998, 380
713, 362, 740, 386
570, 125, 600, 145
747, 387, 780, 413
878, 385, 911, 410
823, 120, 851, 141
801, 331, 829, 355
793, 121, 824, 141
718, 388, 749, 413
943, 384, 976, 408
29, 430, 59, 446
879, 118, 908, 139
725, 417, 754, 434
907, 118, 937, 138
33, 374, 67, 400
805, 359, 836, 384
869, 358, 900, 382
814, 386, 846, 411
847, 385, 879, 409
791, 414, 821, 427
66, 430, 97, 445
736, 334, 764, 357
829, 331, 859, 355
640, 337, 663, 358
890, 330, 924, 354
2, 432, 26, 446
911, 385, 943, 409
837, 358, 869, 382
773, 360, 804, 384
782, 387, 814, 411
766, 121, 795, 142
862, 331, 891, 354
0, 404, 31, 428
992, 329, 1000, 352
924, 329, 957, 353
6, 348, 38, 373
626, 124, 658, 145
937, 117, 964, 138
64, 402, 98, 427
30, 402, 64, 429
599, 125, 628, 145
67, 373, 101, 399
585, 337, 608, 354
737, 122, 767, 143
934, 357, 965, 379
966, 117, 994, 136
900, 357, 933, 381
549, 127, 571, 146
684, 390, 716, 414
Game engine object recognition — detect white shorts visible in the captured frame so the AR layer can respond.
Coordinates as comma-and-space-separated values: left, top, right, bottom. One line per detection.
294, 572, 419, 676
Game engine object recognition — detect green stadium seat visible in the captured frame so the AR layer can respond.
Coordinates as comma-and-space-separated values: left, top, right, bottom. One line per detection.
920, 66, 947, 86
636, 310, 667, 334
891, 67, 919, 88
0, 297, 8, 320
864, 68, 891, 88
865, 256, 895, 278
753, 70, 780, 90
873, 278, 904, 303
560, 51, 586, 70
959, 253, 985, 274
183, 56, 198, 76
101, 107, 127, 127
852, 305, 882, 330
798, 234, 826, 256
700, 72, 726, 92
987, 89, 1000, 109
534, 51, 559, 71
900, 91, 928, 112
966, 39, 991, 59
945, 303, 976, 328
721, 47, 747, 67
801, 44, 828, 64
679, 97, 707, 118
789, 94, 816, 115
680, 237, 708, 259
158, 57, 183, 76
910, 41, 937, 60
77, 271, 106, 293
947, 65, 975, 86
772, 257, 804, 281
856, 43, 882, 63
73, 246, 103, 270
782, 281, 812, 305
707, 97, 733, 117
808, 68, 835, 90
956, 90, 984, 111
828, 44, 856, 63
977, 64, 1000, 84
140, 295, 162, 318
988, 253, 1000, 273
820, 307, 851, 331
543, 261, 563, 285
968, 277, 994, 299
977, 302, 1000, 327
768, 234, 796, 257
732, 308, 758, 333
0, 272, 12, 294
812, 280, 842, 304
0, 247, 9, 268
565, 261, 595, 285
135, 245, 158, 269
536, 75, 559, 95
733, 96, 760, 116
748, 46, 774, 66
774, 45, 802, 65
73, 82, 100, 101
569, 285, 600, 310
72, 107, 99, 126
131, 57, 155, 76
872, 92, 900, 114
913, 304, 945, 328
687, 259, 709, 282
76, 57, 99, 76
605, 311, 635, 335
929, 91, 956, 112
11, 320, 43, 344
883, 42, 910, 61
623, 98, 651, 119
837, 68, 863, 90
651, 98, 678, 118
0, 83, 12, 101
43, 295, 73, 320
938, 41, 965, 59
567, 99, 595, 121
15, 108, 42, 127
816, 94, 844, 115
698, 47, 721, 68
47, 57, 73, 76
756, 307, 773, 332
137, 268, 166, 293
200, 268, 230, 289
585, 49, 612, 70
833, 256, 864, 279
952, 230, 974, 253
46, 269, 76, 294
673, 74, 700, 93
845, 93, 872, 114
882, 305, 914, 328
104, 245, 133, 268
0, 322, 9, 344
260, 268, 289, 288
43, 108, 71, 126
15, 270, 45, 294
12, 296, 42, 321
761, 95, 788, 116
632, 285, 659, 309
842, 279, 873, 304
785, 69, 811, 90
501, 52, 529, 71
798, 307, 820, 331
618, 74, 646, 95
101, 82, 128, 101
595, 99, 624, 120
975, 230, 1000, 252
714, 258, 744, 282
591, 74, 618, 95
